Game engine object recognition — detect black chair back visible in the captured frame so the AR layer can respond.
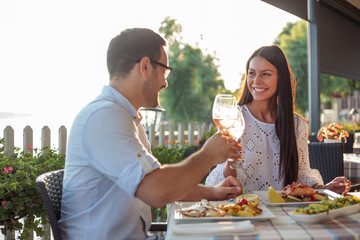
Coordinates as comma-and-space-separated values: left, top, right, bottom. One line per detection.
308, 142, 344, 184
36, 169, 64, 240
309, 132, 320, 142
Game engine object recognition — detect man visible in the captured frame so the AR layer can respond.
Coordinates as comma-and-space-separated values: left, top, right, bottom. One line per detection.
59, 28, 242, 240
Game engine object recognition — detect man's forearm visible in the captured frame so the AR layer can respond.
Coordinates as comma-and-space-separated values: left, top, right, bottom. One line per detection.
179, 184, 214, 202
135, 150, 214, 207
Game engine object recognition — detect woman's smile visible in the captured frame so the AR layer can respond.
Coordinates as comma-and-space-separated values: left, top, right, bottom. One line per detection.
247, 56, 278, 102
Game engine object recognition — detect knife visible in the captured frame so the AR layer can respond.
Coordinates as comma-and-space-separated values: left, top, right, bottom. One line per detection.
323, 189, 342, 200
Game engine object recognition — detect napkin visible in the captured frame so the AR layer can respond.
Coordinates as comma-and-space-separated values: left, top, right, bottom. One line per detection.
172, 220, 255, 235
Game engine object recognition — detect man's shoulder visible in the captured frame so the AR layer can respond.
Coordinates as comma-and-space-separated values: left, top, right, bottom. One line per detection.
84, 95, 126, 115
72, 96, 129, 130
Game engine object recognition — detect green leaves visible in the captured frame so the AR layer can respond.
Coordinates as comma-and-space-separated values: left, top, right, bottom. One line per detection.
0, 138, 65, 239
275, 20, 354, 115
151, 143, 198, 222
151, 144, 195, 165
159, 18, 231, 124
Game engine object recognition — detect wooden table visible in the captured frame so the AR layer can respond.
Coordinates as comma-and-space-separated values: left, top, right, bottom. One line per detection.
165, 193, 360, 240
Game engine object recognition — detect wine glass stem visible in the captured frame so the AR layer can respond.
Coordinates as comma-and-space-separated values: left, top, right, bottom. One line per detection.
229, 160, 249, 177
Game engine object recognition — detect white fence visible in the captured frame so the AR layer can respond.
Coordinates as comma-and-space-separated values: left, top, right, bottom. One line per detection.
0, 122, 213, 240
146, 122, 213, 147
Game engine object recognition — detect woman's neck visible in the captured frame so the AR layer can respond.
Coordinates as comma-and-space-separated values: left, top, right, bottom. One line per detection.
246, 100, 277, 124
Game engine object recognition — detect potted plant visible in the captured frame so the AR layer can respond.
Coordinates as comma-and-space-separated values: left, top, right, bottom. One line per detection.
317, 123, 349, 143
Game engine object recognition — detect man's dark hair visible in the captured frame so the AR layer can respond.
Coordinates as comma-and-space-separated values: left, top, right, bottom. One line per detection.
107, 28, 166, 78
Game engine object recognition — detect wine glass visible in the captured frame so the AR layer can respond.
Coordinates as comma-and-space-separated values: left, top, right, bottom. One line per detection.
228, 109, 247, 171
229, 108, 245, 141
212, 94, 238, 131
212, 94, 239, 167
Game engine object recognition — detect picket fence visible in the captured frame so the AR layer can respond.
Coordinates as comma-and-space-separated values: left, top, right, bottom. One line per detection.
0, 122, 213, 240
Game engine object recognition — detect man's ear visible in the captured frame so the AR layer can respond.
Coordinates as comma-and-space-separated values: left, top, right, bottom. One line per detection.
138, 57, 152, 78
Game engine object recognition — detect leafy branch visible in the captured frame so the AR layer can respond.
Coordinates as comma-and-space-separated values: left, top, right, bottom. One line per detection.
0, 138, 65, 239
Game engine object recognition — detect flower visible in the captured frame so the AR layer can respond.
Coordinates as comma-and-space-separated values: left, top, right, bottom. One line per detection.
2, 166, 13, 174
317, 123, 349, 142
0, 138, 66, 238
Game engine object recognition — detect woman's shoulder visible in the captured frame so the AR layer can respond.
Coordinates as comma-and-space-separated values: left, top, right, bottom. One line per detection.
293, 112, 308, 131
294, 112, 306, 123
239, 104, 250, 117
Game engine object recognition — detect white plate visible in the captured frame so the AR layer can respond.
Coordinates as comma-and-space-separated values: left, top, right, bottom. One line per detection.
253, 190, 323, 206
289, 204, 360, 224
174, 201, 275, 222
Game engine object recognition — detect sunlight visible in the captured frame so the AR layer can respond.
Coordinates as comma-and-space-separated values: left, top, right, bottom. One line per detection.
0, 0, 299, 148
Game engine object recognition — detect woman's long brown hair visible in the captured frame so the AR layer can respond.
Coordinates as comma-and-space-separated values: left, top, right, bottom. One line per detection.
238, 45, 298, 186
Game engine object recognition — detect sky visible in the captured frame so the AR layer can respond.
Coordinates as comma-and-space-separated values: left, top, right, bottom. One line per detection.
0, 0, 300, 147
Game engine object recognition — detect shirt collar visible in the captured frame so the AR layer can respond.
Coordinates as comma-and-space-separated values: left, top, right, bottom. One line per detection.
101, 85, 142, 125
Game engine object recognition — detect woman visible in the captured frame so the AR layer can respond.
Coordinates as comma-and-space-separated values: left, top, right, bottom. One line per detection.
206, 45, 351, 194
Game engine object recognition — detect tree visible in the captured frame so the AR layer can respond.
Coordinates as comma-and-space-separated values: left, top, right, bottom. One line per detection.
275, 20, 354, 115
275, 21, 308, 114
159, 17, 230, 124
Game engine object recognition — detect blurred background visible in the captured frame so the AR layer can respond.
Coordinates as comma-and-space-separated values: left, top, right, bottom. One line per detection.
1, 0, 358, 149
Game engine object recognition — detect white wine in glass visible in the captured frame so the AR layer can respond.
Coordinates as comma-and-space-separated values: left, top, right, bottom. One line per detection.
228, 108, 247, 170
212, 94, 238, 131
212, 94, 238, 168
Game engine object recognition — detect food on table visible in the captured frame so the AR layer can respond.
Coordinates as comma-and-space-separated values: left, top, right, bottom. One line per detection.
180, 195, 262, 218
218, 197, 262, 217
268, 182, 329, 203
281, 182, 315, 196
236, 194, 259, 204
268, 186, 285, 203
180, 199, 226, 217
292, 196, 360, 215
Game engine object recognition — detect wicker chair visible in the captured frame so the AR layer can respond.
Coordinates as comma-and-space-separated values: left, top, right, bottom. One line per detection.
308, 142, 344, 184
309, 132, 320, 142
308, 142, 360, 192
36, 169, 166, 240
36, 169, 64, 240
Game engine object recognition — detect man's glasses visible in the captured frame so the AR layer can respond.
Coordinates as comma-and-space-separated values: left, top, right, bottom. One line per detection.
136, 57, 172, 80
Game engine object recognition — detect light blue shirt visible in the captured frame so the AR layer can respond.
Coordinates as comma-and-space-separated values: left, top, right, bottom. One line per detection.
59, 85, 161, 240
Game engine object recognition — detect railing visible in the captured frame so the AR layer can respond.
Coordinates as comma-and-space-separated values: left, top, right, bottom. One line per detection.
0, 122, 213, 240
147, 122, 213, 147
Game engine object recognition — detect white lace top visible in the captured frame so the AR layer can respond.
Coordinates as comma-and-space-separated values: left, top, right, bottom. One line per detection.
205, 105, 324, 193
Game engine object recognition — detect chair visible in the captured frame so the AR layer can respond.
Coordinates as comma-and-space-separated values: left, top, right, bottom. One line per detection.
36, 169, 64, 240
308, 142, 360, 192
309, 132, 320, 142
36, 169, 166, 240
308, 142, 344, 184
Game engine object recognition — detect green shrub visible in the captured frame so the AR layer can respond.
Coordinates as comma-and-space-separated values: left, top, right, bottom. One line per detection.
342, 122, 360, 133
151, 143, 195, 222
152, 144, 193, 164
0, 139, 65, 239
150, 133, 216, 222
